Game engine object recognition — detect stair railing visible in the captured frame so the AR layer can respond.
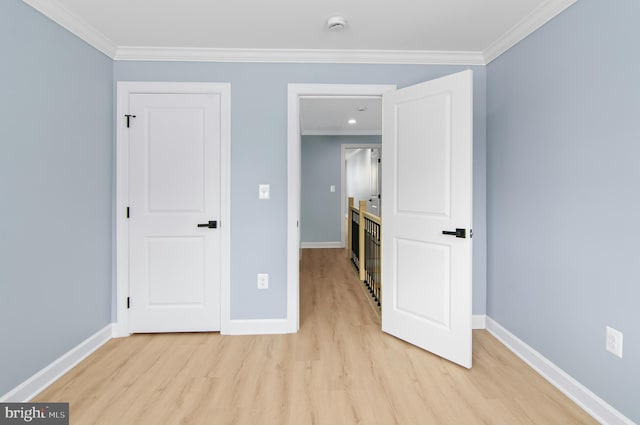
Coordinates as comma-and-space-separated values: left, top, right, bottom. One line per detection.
347, 197, 382, 309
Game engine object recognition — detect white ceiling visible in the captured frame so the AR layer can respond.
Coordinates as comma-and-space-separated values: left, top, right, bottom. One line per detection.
24, 0, 576, 64
51, 0, 540, 50
301, 97, 382, 136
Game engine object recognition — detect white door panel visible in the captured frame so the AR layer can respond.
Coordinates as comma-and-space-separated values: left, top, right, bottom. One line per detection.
129, 93, 221, 333
146, 236, 205, 305
395, 238, 450, 327
382, 70, 473, 368
147, 107, 206, 212
396, 93, 451, 216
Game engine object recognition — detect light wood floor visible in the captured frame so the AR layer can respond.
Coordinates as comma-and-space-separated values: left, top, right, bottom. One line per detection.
35, 248, 596, 424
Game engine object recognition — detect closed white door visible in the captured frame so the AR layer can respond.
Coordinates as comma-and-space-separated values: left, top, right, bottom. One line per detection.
381, 70, 473, 368
128, 93, 221, 333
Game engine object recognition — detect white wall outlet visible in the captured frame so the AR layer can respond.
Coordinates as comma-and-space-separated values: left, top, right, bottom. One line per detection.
330, 185, 336, 193
605, 326, 623, 358
257, 273, 269, 289
258, 184, 270, 200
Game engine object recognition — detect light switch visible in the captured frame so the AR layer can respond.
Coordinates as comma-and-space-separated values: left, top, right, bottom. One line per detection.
257, 273, 269, 289
330, 185, 336, 193
259, 184, 270, 200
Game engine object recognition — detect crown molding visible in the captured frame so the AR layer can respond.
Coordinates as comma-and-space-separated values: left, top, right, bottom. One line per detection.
22, 0, 118, 58
483, 0, 577, 64
114, 46, 486, 65
24, 0, 575, 66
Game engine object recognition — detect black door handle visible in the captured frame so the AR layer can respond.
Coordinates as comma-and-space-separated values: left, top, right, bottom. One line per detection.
197, 220, 217, 229
442, 228, 466, 238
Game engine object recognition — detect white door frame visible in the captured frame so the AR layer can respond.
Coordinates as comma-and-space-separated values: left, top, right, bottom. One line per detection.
114, 81, 231, 337
287, 84, 396, 332
340, 144, 382, 248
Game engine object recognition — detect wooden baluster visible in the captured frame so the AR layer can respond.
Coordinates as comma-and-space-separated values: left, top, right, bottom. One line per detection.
347, 197, 353, 259
359, 200, 367, 281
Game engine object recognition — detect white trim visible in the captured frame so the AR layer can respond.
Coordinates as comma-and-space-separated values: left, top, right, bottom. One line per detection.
301, 242, 343, 249
222, 319, 292, 335
288, 84, 396, 336
22, 0, 118, 58
23, 0, 575, 66
0, 324, 114, 402
486, 317, 634, 425
340, 143, 382, 249
114, 82, 131, 338
114, 47, 485, 65
472, 314, 486, 329
115, 82, 231, 337
483, 0, 577, 63
23, 0, 574, 66
301, 130, 382, 137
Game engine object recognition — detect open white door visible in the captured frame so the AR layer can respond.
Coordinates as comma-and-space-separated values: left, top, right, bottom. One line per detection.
381, 70, 473, 368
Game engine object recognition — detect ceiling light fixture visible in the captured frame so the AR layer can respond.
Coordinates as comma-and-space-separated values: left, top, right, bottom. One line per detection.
327, 16, 347, 31
348, 119, 357, 125
357, 106, 368, 112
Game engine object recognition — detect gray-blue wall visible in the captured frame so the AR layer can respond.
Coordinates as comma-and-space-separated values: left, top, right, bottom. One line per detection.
486, 0, 640, 421
301, 135, 380, 244
0, 1, 113, 396
114, 62, 488, 319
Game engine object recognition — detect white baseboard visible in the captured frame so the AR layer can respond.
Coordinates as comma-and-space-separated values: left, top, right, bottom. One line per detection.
1, 324, 114, 402
301, 242, 343, 249
486, 317, 634, 425
223, 319, 293, 335
472, 314, 486, 329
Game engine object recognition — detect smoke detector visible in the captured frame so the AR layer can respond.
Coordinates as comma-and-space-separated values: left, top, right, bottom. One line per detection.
327, 16, 347, 31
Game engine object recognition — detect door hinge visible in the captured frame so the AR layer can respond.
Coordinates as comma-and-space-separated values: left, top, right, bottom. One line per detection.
378, 158, 381, 163
126, 207, 130, 218
127, 297, 130, 309
125, 114, 136, 128
470, 229, 473, 238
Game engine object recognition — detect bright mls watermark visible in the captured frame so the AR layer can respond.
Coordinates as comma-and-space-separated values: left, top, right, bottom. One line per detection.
0, 403, 68, 424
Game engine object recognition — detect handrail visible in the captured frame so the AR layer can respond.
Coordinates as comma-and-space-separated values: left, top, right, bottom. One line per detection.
362, 210, 381, 225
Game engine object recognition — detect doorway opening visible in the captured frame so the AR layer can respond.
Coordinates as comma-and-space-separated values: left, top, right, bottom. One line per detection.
287, 84, 396, 332
298, 96, 383, 250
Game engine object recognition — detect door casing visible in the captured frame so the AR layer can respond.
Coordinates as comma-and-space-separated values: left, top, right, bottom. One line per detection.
115, 81, 231, 337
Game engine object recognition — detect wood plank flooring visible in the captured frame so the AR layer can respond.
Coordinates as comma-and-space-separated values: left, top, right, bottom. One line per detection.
34, 248, 597, 424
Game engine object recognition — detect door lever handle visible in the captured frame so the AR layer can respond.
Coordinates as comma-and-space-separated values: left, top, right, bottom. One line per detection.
442, 228, 466, 238
197, 220, 217, 229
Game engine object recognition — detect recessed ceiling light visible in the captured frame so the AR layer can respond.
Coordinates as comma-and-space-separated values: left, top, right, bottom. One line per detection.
327, 16, 347, 31
348, 119, 357, 125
